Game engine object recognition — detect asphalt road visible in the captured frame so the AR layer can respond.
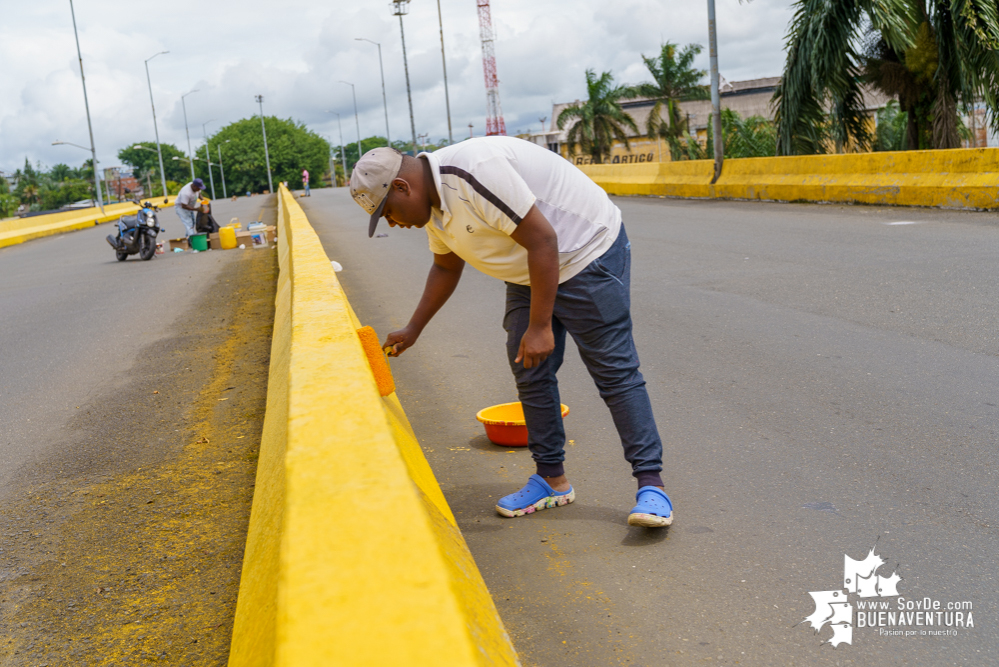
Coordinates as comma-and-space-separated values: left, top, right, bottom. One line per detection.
0, 196, 268, 499
303, 188, 998, 667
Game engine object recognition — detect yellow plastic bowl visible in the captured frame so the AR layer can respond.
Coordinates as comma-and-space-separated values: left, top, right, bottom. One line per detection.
475, 401, 569, 447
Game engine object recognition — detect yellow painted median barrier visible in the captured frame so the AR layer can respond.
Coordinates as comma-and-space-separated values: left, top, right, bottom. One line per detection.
229, 185, 519, 667
0, 200, 176, 250
579, 147, 999, 209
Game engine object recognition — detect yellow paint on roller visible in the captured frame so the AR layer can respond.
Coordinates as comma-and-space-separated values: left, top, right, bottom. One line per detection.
579, 147, 999, 209
228, 185, 518, 667
356, 325, 396, 397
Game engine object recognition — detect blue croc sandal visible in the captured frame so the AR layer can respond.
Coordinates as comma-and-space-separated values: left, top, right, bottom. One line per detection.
628, 486, 673, 527
496, 474, 575, 518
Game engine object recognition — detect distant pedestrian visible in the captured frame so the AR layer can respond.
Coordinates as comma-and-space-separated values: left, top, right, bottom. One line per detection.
175, 178, 206, 238
350, 139, 673, 528
302, 169, 310, 196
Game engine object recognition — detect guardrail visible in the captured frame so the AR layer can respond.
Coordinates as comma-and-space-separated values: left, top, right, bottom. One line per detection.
228, 185, 519, 667
0, 200, 175, 250
579, 147, 999, 208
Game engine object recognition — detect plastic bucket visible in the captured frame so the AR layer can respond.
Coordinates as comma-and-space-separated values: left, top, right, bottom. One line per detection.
190, 233, 208, 251
219, 226, 237, 250
475, 401, 569, 447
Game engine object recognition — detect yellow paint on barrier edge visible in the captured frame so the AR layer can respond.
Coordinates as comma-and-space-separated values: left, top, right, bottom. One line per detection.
228, 186, 518, 667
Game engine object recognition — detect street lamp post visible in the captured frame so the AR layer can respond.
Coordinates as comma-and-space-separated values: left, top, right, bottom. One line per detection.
181, 89, 199, 182
144, 50, 169, 198
217, 140, 230, 198
131, 144, 163, 197
339, 81, 363, 172
255, 95, 274, 194
707, 0, 724, 183
355, 38, 390, 145
326, 111, 348, 186
391, 0, 418, 154
202, 120, 217, 200
68, 0, 104, 213
321, 134, 336, 189
435, 0, 453, 143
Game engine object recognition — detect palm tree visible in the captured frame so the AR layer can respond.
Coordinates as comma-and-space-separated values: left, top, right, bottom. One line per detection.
772, 0, 999, 155
557, 70, 638, 165
21, 184, 39, 207
626, 42, 710, 160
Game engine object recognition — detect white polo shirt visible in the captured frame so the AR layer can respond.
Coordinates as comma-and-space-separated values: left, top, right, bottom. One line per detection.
420, 136, 621, 285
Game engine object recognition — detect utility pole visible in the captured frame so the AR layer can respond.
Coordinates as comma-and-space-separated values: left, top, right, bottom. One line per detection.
255, 95, 274, 194
327, 111, 348, 185
217, 141, 229, 198
181, 89, 199, 182
391, 0, 418, 154
144, 50, 169, 199
355, 38, 390, 145
436, 0, 453, 143
69, 0, 104, 213
707, 0, 723, 184
202, 120, 217, 200
339, 81, 363, 170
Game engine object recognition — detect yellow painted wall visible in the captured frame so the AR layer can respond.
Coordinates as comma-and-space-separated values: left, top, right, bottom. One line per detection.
0, 200, 176, 249
563, 136, 669, 166
579, 147, 999, 209
228, 186, 519, 667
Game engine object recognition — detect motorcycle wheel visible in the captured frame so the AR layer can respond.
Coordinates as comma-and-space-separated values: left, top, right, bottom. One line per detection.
139, 234, 156, 261
116, 249, 129, 262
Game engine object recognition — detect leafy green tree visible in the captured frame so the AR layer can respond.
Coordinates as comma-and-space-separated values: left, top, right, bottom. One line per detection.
774, 0, 999, 155
557, 70, 638, 164
39, 180, 92, 209
207, 116, 330, 195
49, 163, 74, 182
874, 100, 909, 151
0, 194, 18, 218
626, 42, 709, 161
718, 109, 778, 158
335, 136, 389, 171
118, 142, 189, 187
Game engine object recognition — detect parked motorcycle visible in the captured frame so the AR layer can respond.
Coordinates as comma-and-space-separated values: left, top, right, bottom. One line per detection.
106, 200, 163, 261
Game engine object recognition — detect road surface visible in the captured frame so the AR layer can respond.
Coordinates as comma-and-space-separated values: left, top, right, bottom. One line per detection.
0, 196, 276, 666
303, 188, 998, 667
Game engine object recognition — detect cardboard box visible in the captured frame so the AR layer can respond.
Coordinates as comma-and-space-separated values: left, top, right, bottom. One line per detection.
169, 237, 188, 251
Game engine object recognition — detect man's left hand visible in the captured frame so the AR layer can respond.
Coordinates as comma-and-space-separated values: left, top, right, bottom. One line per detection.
515, 324, 555, 369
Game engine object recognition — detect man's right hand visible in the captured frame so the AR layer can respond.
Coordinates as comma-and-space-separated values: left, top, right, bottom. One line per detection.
383, 325, 420, 357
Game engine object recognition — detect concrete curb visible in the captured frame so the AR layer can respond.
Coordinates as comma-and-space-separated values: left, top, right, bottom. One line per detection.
579, 147, 999, 209
0, 200, 176, 250
228, 185, 520, 667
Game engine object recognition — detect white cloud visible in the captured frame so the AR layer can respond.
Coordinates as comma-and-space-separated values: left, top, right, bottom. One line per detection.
0, 0, 793, 171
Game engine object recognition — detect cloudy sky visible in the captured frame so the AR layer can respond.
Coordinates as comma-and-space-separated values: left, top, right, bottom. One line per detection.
0, 0, 794, 174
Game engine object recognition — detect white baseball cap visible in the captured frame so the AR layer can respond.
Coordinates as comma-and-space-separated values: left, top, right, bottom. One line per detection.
349, 147, 404, 237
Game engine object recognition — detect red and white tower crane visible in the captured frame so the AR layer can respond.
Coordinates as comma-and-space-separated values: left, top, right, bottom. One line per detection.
476, 0, 506, 136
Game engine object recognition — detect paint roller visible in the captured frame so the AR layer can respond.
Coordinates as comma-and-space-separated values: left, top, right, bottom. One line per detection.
356, 326, 395, 397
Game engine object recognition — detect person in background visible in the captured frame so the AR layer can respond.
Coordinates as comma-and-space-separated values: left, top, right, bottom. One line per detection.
302, 168, 311, 197
175, 178, 206, 239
